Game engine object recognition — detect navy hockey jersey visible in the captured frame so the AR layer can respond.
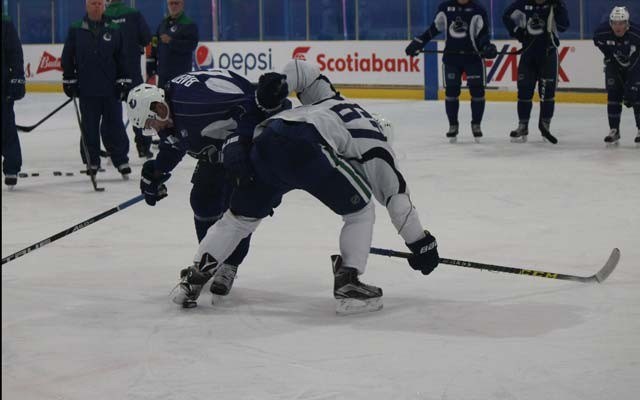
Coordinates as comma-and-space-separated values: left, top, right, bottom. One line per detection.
415, 0, 491, 62
155, 70, 268, 174
503, 0, 570, 50
593, 21, 640, 76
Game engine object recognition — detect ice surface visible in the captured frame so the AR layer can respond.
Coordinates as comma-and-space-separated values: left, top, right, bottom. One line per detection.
2, 93, 639, 400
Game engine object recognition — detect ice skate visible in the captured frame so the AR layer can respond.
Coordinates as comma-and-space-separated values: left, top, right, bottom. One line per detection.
471, 123, 483, 143
4, 174, 17, 189
509, 123, 528, 143
136, 143, 153, 159
332, 255, 382, 315
117, 163, 131, 180
171, 253, 218, 308
604, 128, 620, 146
210, 263, 238, 304
635, 130, 640, 146
446, 125, 459, 143
539, 119, 558, 144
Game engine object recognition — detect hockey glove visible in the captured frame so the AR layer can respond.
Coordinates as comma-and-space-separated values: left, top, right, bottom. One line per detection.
512, 27, 528, 43
115, 78, 132, 101
8, 78, 26, 101
222, 134, 253, 186
62, 78, 78, 98
623, 86, 639, 108
481, 43, 498, 60
405, 38, 424, 57
140, 160, 171, 206
406, 231, 439, 275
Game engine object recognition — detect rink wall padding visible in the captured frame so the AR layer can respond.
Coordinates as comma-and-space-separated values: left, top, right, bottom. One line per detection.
22, 40, 608, 104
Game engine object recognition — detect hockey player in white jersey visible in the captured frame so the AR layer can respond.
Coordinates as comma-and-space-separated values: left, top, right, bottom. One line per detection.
175, 60, 440, 314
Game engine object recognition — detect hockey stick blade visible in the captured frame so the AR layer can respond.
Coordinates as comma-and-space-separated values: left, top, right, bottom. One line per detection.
370, 247, 621, 284
16, 98, 72, 132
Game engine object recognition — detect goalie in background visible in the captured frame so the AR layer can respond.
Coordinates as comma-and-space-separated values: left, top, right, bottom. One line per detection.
2, 15, 26, 188
405, 0, 497, 143
593, 6, 640, 146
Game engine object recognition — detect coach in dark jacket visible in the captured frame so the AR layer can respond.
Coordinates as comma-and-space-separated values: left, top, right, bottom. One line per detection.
61, 0, 132, 176
2, 15, 26, 187
105, 0, 154, 159
147, 0, 199, 88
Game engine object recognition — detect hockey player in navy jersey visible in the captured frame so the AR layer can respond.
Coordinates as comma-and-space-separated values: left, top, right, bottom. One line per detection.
503, 0, 570, 144
126, 70, 289, 300
405, 0, 497, 142
593, 6, 640, 146
174, 60, 440, 314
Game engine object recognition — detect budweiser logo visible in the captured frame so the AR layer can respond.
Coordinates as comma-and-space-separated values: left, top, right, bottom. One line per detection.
37, 51, 62, 74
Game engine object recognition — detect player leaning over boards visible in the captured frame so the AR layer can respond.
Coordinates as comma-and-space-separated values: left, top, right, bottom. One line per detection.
126, 70, 290, 300
593, 6, 640, 147
503, 0, 569, 144
405, 0, 497, 143
173, 60, 440, 315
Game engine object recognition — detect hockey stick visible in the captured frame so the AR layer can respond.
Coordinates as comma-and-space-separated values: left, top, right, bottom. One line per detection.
72, 97, 105, 192
16, 98, 72, 132
420, 47, 524, 56
1, 194, 145, 265
370, 247, 621, 284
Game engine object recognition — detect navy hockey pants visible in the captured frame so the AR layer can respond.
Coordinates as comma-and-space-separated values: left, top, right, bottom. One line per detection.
190, 160, 250, 266
517, 47, 558, 124
79, 96, 129, 168
604, 62, 640, 130
230, 119, 372, 219
443, 57, 486, 125
2, 99, 22, 175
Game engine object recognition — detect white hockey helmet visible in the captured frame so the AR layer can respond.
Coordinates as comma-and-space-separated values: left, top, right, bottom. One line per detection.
371, 113, 395, 145
281, 59, 336, 104
126, 83, 168, 130
610, 6, 630, 28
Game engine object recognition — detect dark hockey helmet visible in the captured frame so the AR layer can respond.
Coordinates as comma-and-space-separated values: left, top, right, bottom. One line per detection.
256, 72, 289, 112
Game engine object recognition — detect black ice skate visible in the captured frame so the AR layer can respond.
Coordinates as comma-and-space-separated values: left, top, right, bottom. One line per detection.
471, 123, 483, 143
510, 123, 529, 143
4, 174, 17, 188
539, 119, 558, 144
604, 128, 620, 146
446, 125, 459, 143
332, 255, 382, 315
136, 143, 153, 159
210, 263, 238, 303
171, 253, 218, 308
635, 130, 640, 146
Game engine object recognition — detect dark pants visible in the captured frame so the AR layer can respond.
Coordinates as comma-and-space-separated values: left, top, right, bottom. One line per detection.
517, 47, 558, 124
443, 57, 486, 125
605, 62, 640, 130
230, 120, 371, 219
190, 160, 250, 266
79, 96, 129, 168
2, 99, 22, 175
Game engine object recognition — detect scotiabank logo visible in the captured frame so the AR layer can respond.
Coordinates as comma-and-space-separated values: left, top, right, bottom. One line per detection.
291, 46, 420, 73
37, 51, 62, 74
485, 45, 572, 83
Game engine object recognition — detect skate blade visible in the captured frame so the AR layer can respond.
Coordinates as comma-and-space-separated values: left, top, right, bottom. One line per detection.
605, 141, 619, 148
336, 297, 383, 315
510, 136, 527, 143
121, 174, 130, 181
473, 137, 481, 144
448, 137, 458, 144
211, 294, 225, 305
170, 284, 198, 308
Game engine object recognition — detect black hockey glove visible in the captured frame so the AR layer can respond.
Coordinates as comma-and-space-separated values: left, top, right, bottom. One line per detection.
406, 231, 439, 275
8, 78, 26, 101
481, 43, 498, 60
512, 27, 528, 43
222, 134, 253, 186
405, 38, 424, 57
623, 86, 639, 108
115, 78, 132, 101
140, 160, 171, 206
62, 78, 78, 98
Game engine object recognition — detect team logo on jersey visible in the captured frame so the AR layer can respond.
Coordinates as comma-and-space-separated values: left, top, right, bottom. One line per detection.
525, 5, 533, 10
170, 25, 178, 33
103, 32, 112, 41
527, 14, 546, 36
449, 17, 468, 39
447, 6, 456, 11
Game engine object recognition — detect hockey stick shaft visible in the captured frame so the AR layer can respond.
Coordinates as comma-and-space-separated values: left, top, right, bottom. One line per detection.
16, 98, 72, 132
72, 97, 105, 192
420, 48, 523, 56
2, 194, 145, 265
370, 247, 620, 283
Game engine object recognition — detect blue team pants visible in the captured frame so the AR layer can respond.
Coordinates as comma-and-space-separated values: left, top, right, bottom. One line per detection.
443, 57, 486, 126
2, 99, 22, 175
605, 62, 640, 130
79, 96, 129, 168
517, 47, 558, 124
